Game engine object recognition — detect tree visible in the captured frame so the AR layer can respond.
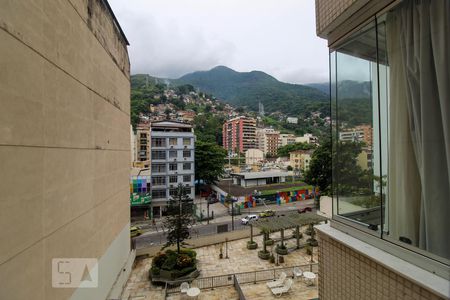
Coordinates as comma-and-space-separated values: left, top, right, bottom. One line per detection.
162, 184, 195, 254
277, 142, 315, 158
304, 139, 332, 194
195, 141, 227, 185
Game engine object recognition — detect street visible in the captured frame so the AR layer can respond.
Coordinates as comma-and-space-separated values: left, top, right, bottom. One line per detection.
133, 200, 316, 249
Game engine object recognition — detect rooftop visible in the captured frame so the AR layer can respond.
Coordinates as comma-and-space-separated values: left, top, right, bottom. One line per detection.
214, 179, 310, 197
231, 171, 291, 180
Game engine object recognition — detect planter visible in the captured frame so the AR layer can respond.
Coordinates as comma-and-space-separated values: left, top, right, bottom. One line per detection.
269, 255, 275, 263
279, 256, 285, 264
258, 250, 271, 260
247, 241, 258, 250
275, 246, 288, 255
292, 232, 303, 239
264, 239, 274, 246
307, 238, 318, 247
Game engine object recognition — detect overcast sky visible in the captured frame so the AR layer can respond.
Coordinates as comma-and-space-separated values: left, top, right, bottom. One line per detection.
108, 0, 329, 84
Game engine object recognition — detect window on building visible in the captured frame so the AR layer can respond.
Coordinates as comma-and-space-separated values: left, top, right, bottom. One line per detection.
169, 188, 178, 197
169, 138, 177, 146
152, 189, 166, 199
140, 133, 146, 138
152, 176, 166, 186
151, 150, 166, 160
169, 163, 177, 171
183, 163, 191, 170
183, 138, 191, 146
183, 175, 191, 182
151, 163, 166, 173
183, 150, 191, 158
169, 150, 177, 158
169, 175, 178, 183
330, 2, 449, 263
151, 138, 166, 147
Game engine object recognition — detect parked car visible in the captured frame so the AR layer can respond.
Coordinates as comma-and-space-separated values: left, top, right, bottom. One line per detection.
298, 207, 313, 214
241, 214, 259, 225
259, 210, 276, 218
130, 226, 142, 237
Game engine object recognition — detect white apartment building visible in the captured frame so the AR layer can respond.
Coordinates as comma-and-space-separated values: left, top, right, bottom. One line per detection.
295, 133, 319, 145
150, 121, 195, 218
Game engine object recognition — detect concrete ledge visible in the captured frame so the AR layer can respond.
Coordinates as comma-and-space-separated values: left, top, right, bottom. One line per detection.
136, 228, 252, 257
316, 223, 450, 299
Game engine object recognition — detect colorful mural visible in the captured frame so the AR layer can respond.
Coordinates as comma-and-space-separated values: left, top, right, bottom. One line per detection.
130, 176, 151, 194
276, 187, 319, 205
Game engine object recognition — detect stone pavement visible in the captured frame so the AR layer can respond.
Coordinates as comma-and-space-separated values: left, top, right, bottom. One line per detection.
239, 280, 318, 299
121, 225, 318, 300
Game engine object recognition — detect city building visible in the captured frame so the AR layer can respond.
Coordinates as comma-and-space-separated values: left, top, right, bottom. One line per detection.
222, 116, 256, 154
295, 133, 319, 145
286, 117, 298, 124
176, 110, 196, 123
245, 148, 264, 165
131, 125, 136, 165
256, 128, 281, 156
0, 1, 133, 299
230, 171, 290, 188
339, 124, 373, 147
289, 150, 313, 172
279, 133, 297, 147
150, 121, 195, 218
135, 122, 150, 164
315, 0, 449, 299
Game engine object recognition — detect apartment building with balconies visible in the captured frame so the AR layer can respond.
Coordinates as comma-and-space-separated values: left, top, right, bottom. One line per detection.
222, 116, 256, 154
256, 128, 280, 157
149, 121, 195, 218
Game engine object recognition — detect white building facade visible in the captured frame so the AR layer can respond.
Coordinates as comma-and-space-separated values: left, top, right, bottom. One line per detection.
150, 121, 195, 218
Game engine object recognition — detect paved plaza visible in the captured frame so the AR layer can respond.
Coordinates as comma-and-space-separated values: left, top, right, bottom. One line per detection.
122, 226, 319, 300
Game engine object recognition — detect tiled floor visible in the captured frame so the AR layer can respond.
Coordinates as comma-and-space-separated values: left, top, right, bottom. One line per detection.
166, 286, 238, 300
122, 229, 318, 300
240, 280, 318, 300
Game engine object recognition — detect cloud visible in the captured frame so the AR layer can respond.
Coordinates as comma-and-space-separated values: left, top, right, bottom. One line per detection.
108, 0, 329, 84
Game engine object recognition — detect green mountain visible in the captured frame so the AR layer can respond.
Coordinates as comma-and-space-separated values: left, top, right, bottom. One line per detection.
306, 80, 371, 99
173, 66, 329, 117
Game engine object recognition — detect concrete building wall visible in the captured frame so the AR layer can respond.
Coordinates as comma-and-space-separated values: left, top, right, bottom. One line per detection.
317, 229, 446, 300
0, 1, 130, 299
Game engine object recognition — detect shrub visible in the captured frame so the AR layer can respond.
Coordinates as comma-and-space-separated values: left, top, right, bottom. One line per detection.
152, 252, 167, 268
150, 266, 160, 276
176, 254, 193, 268
180, 248, 197, 259
161, 255, 177, 270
